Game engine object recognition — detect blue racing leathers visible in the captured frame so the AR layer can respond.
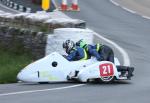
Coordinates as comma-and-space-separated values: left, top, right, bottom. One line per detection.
93, 44, 114, 63
85, 44, 102, 61
66, 46, 89, 61
80, 43, 114, 62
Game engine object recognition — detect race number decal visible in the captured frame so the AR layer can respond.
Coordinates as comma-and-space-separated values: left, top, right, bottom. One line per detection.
99, 63, 114, 77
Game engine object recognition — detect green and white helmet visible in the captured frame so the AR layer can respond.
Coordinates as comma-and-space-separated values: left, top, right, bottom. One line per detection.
76, 39, 87, 48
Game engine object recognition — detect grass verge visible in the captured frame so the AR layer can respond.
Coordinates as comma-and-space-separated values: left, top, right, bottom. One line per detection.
0, 49, 33, 84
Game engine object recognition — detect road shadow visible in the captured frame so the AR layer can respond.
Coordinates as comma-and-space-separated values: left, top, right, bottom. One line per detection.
17, 80, 132, 86
17, 81, 82, 86
87, 80, 132, 85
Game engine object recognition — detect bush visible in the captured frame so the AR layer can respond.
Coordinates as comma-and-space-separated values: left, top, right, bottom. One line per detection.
0, 49, 33, 84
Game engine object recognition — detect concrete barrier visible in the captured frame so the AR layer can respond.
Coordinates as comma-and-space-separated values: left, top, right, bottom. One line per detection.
46, 28, 94, 55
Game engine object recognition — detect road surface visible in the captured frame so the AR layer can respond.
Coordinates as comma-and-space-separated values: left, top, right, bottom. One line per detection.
0, 0, 150, 103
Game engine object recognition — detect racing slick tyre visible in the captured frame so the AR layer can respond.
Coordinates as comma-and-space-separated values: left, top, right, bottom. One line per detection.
99, 76, 115, 83
38, 82, 49, 84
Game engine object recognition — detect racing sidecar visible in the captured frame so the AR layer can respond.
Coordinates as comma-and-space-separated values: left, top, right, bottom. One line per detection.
17, 52, 133, 83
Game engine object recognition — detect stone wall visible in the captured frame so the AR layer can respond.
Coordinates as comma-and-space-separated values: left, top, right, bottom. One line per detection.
0, 11, 86, 33
0, 25, 47, 59
0, 11, 86, 59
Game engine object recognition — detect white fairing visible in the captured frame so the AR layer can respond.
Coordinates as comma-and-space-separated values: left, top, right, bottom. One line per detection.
17, 52, 122, 83
114, 57, 120, 66
17, 52, 68, 82
78, 61, 120, 82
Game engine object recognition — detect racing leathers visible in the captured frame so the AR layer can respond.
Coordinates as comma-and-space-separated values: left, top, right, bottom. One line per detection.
82, 43, 114, 63
83, 44, 134, 79
83, 44, 101, 61
66, 46, 90, 61
76, 39, 134, 79
95, 44, 114, 63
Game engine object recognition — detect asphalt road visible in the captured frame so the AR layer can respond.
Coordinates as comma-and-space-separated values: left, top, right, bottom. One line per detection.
114, 0, 150, 17
0, 0, 150, 103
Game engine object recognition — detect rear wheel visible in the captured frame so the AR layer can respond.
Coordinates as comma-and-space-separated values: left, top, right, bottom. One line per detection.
38, 82, 49, 84
100, 76, 115, 83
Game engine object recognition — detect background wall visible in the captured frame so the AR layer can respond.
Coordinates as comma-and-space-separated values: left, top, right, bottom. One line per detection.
0, 11, 86, 59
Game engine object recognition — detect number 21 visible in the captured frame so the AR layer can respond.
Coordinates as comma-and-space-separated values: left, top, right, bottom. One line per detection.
100, 63, 114, 77
103, 65, 111, 74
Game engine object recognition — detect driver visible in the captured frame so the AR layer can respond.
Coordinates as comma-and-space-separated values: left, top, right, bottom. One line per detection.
62, 39, 90, 61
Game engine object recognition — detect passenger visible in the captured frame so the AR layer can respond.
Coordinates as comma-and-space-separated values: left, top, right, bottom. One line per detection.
76, 39, 134, 79
62, 39, 90, 61
76, 39, 114, 62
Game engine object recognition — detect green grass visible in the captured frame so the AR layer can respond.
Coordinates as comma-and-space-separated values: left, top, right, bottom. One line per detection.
0, 49, 33, 84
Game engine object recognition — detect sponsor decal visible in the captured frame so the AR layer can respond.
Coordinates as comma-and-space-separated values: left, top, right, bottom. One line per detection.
40, 71, 58, 80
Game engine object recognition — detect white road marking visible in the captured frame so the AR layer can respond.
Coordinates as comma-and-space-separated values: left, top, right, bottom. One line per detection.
92, 31, 130, 66
122, 7, 136, 14
109, 0, 119, 6
0, 84, 85, 97
109, 0, 150, 20
110, 0, 136, 14
142, 15, 150, 20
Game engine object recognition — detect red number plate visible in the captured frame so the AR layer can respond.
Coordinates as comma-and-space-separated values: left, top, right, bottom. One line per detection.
99, 63, 114, 77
